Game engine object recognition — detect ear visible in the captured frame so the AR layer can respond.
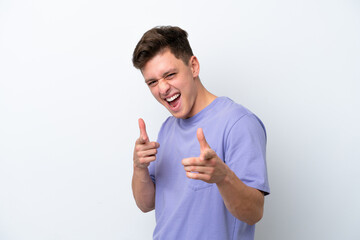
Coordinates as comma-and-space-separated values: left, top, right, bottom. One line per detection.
189, 56, 200, 78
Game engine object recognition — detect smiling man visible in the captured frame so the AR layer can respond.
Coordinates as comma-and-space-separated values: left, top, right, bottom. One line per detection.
131, 26, 270, 240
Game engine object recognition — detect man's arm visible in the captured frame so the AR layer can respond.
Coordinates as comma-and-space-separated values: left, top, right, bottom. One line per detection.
132, 167, 156, 212
182, 128, 264, 225
132, 118, 159, 212
216, 167, 264, 225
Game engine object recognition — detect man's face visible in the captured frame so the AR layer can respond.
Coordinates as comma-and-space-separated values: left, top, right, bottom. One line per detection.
141, 49, 200, 119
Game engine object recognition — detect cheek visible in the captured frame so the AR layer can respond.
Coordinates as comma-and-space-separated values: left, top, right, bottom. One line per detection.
150, 89, 166, 105
149, 88, 159, 99
174, 77, 190, 91
149, 85, 157, 93
180, 80, 195, 96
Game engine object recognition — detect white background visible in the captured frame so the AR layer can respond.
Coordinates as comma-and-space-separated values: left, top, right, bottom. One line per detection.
1, 0, 359, 239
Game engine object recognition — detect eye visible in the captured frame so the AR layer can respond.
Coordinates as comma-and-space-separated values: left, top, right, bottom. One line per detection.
147, 80, 157, 86
165, 73, 176, 80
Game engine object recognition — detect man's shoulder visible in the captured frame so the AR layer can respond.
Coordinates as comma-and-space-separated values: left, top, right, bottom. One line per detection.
162, 115, 176, 126
157, 115, 176, 134
215, 97, 266, 134
215, 97, 253, 121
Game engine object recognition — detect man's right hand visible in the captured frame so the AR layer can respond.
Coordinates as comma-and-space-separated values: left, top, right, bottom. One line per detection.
133, 118, 160, 169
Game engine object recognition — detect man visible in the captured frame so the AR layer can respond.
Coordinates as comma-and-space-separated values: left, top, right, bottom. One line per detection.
132, 26, 270, 240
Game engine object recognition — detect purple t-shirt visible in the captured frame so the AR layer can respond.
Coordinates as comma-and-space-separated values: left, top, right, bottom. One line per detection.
149, 97, 270, 240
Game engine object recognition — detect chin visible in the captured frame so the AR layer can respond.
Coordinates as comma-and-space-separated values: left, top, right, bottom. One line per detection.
169, 111, 184, 119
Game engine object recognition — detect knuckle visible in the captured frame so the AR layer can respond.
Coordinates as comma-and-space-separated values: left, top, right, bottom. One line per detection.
140, 157, 148, 164
207, 150, 215, 157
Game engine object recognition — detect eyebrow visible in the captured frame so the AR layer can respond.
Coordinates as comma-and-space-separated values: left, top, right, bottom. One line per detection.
145, 68, 177, 83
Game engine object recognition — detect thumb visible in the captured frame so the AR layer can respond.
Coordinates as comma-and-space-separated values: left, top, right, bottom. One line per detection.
197, 128, 210, 152
138, 118, 149, 143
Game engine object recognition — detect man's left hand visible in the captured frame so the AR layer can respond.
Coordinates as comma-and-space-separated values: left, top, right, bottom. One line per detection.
181, 128, 230, 184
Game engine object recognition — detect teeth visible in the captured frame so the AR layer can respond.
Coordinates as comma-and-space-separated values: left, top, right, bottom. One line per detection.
166, 94, 180, 102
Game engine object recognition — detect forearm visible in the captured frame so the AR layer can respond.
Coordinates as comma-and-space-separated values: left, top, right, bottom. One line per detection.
132, 166, 155, 212
216, 167, 264, 225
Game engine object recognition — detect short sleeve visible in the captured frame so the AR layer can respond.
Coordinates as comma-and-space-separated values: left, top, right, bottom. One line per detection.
225, 114, 270, 195
148, 161, 156, 184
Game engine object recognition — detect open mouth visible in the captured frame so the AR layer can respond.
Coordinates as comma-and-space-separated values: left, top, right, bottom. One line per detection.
165, 93, 181, 109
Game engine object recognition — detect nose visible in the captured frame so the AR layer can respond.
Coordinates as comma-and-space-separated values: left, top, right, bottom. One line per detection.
158, 79, 171, 96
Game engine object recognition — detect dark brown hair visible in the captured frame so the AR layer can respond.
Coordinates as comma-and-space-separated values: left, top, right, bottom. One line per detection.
132, 26, 194, 69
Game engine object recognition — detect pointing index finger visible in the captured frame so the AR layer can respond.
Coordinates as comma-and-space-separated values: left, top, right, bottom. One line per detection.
197, 128, 210, 151
138, 118, 149, 143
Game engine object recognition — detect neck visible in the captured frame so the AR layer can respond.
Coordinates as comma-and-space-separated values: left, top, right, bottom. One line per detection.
195, 78, 217, 111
